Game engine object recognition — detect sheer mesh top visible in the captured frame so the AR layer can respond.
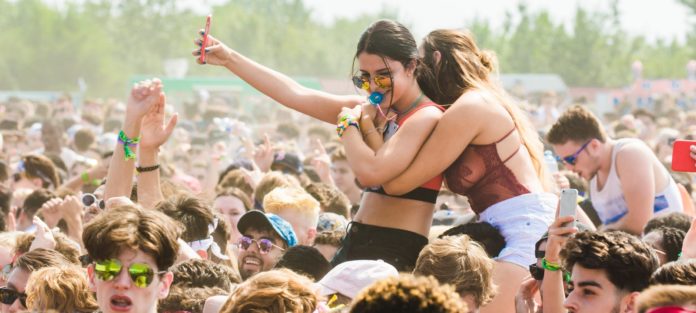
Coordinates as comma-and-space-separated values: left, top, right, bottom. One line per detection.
444, 128, 530, 213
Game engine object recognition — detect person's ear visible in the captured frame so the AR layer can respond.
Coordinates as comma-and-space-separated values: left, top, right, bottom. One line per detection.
87, 264, 97, 292
158, 272, 174, 299
621, 291, 639, 313
433, 50, 442, 66
307, 228, 317, 245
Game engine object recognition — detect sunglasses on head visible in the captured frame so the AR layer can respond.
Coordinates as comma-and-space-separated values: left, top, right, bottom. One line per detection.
93, 259, 165, 288
237, 236, 284, 255
0, 287, 26, 308
82, 193, 105, 210
352, 73, 392, 91
555, 140, 591, 166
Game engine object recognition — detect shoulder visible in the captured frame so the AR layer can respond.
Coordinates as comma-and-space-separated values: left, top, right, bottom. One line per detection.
615, 140, 654, 171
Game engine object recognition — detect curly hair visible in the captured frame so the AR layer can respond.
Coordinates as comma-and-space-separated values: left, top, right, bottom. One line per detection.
82, 204, 181, 271
349, 274, 468, 313
546, 105, 607, 145
650, 259, 696, 286
219, 269, 318, 313
643, 212, 693, 234
171, 259, 240, 289
560, 231, 658, 292
646, 226, 686, 262
313, 230, 345, 247
158, 285, 229, 313
305, 182, 351, 219
25, 265, 98, 312
414, 235, 496, 307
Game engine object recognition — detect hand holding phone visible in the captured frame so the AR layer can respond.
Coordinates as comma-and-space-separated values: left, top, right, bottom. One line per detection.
199, 15, 212, 64
559, 188, 578, 228
671, 140, 696, 172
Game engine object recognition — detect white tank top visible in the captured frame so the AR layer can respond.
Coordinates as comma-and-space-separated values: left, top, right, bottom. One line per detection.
589, 138, 683, 225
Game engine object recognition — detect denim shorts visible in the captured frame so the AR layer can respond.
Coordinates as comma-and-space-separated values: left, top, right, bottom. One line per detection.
331, 221, 428, 272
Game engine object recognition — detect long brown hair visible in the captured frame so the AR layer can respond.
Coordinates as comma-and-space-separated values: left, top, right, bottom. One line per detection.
418, 29, 550, 190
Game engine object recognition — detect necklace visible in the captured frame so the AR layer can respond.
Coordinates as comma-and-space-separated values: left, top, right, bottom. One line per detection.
392, 92, 424, 119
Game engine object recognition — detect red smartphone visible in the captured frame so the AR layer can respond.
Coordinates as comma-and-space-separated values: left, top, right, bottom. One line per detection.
671, 140, 696, 172
199, 15, 212, 63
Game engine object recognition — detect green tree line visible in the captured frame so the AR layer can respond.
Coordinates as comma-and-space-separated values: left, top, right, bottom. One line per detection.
0, 0, 693, 96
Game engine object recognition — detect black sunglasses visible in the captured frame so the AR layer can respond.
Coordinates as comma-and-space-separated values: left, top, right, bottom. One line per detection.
529, 263, 544, 281
0, 287, 26, 308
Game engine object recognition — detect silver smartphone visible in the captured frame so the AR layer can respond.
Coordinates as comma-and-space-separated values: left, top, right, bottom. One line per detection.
559, 188, 578, 228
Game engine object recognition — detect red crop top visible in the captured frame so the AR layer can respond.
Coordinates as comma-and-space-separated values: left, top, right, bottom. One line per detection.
444, 128, 530, 213
366, 102, 445, 203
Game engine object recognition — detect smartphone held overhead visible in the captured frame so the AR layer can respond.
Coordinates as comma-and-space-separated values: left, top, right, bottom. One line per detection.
199, 14, 212, 64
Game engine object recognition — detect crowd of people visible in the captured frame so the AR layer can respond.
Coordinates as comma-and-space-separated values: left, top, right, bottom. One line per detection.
0, 18, 694, 313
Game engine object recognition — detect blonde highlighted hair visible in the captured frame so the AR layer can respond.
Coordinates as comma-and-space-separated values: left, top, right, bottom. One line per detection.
263, 187, 320, 228
414, 235, 497, 307
419, 29, 551, 191
254, 171, 301, 206
635, 284, 696, 313
219, 269, 318, 313
25, 265, 98, 312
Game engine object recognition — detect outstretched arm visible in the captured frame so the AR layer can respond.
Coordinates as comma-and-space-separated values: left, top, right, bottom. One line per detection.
103, 79, 163, 202
193, 33, 362, 123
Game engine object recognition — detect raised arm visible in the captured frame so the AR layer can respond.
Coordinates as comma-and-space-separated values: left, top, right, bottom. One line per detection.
382, 100, 483, 195
137, 93, 178, 210
103, 79, 163, 202
193, 33, 362, 123
339, 105, 443, 187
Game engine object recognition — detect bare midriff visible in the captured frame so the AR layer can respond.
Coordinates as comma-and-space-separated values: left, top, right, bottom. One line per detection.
353, 191, 435, 237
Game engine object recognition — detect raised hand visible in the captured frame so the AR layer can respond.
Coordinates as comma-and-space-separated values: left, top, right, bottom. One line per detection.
126, 79, 163, 124
139, 92, 178, 151
38, 198, 63, 228
192, 32, 232, 66
338, 105, 361, 122
310, 139, 334, 185
29, 216, 56, 251
253, 134, 275, 172
514, 277, 541, 313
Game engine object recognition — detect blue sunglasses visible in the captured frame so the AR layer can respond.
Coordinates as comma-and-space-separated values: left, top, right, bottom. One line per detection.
555, 140, 591, 165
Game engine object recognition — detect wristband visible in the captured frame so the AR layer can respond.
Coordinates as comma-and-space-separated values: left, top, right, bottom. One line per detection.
118, 130, 140, 161
136, 164, 160, 174
81, 172, 102, 186
542, 258, 562, 271
336, 115, 360, 138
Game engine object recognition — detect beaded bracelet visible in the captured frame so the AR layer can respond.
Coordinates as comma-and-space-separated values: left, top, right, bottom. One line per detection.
136, 164, 160, 174
118, 130, 140, 161
336, 115, 360, 138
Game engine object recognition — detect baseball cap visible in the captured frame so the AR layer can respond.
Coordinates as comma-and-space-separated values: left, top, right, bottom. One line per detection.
271, 151, 303, 175
314, 260, 398, 299
237, 210, 298, 247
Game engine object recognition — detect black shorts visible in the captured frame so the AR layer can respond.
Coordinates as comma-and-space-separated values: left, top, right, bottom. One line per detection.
331, 221, 428, 272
